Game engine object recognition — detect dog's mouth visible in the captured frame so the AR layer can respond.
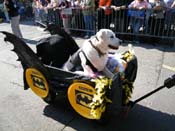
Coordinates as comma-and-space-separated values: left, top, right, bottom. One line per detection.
108, 45, 119, 49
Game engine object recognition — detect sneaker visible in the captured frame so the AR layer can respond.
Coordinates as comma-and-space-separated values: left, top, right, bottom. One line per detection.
170, 25, 174, 30
139, 26, 144, 32
127, 26, 131, 30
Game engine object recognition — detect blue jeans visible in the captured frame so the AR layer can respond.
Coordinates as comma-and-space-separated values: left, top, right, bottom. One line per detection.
83, 15, 94, 36
129, 17, 144, 33
165, 9, 175, 27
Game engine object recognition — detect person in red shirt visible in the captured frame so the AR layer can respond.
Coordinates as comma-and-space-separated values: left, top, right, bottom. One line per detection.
97, 0, 112, 30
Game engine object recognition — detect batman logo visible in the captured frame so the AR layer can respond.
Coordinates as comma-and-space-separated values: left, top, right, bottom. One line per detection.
31, 74, 46, 90
75, 90, 93, 109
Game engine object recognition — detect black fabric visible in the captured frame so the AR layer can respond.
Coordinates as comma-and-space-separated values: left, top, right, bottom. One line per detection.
36, 34, 78, 68
36, 24, 79, 68
124, 55, 138, 82
112, 0, 133, 6
5, 0, 19, 18
107, 73, 123, 114
97, 8, 112, 30
68, 49, 98, 72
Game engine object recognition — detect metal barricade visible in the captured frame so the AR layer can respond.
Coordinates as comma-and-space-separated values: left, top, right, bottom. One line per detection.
45, 7, 175, 42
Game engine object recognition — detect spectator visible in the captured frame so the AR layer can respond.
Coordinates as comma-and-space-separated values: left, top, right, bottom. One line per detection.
164, 0, 175, 30
0, 0, 10, 22
4, 0, 23, 38
32, 0, 41, 24
98, 0, 113, 30
80, 0, 95, 38
127, 0, 151, 33
149, 0, 166, 35
46, 0, 63, 26
59, 0, 72, 34
39, 0, 48, 24
17, 1, 26, 20
71, 0, 85, 36
25, 0, 33, 18
110, 0, 127, 32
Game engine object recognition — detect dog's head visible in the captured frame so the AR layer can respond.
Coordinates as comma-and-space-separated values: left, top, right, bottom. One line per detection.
94, 29, 122, 53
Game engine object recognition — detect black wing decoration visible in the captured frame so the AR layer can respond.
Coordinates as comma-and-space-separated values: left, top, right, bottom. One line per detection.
0, 31, 92, 91
1, 31, 49, 75
1, 31, 53, 90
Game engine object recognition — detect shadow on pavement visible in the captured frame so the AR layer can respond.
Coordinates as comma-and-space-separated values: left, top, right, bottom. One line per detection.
43, 98, 175, 131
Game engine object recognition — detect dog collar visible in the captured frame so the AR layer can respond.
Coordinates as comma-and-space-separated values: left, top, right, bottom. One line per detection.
88, 40, 106, 57
95, 36, 99, 41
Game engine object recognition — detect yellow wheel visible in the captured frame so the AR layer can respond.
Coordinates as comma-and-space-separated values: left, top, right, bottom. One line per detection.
68, 82, 96, 119
25, 68, 49, 98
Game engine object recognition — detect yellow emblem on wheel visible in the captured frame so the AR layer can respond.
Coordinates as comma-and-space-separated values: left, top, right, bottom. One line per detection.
25, 68, 49, 98
68, 82, 96, 119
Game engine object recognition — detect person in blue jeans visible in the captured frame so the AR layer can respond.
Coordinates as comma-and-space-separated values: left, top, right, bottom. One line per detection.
128, 0, 152, 33
164, 0, 175, 30
80, 0, 95, 39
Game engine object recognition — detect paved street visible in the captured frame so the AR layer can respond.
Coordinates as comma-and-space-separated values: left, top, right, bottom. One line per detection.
0, 21, 175, 131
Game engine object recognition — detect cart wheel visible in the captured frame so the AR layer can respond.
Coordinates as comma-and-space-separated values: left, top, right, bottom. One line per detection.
68, 82, 96, 119
42, 91, 56, 104
25, 68, 55, 103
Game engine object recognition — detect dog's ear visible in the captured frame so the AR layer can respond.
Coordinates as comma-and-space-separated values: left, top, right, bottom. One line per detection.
96, 29, 106, 40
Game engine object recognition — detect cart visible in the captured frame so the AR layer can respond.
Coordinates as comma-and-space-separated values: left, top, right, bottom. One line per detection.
1, 31, 175, 121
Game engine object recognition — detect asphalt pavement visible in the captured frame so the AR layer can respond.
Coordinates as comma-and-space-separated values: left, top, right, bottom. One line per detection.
0, 21, 175, 131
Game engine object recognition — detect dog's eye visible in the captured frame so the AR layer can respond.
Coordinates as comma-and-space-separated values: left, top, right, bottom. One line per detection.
110, 35, 114, 39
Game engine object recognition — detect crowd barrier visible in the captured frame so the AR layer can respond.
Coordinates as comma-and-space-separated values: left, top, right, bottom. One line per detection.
38, 8, 175, 42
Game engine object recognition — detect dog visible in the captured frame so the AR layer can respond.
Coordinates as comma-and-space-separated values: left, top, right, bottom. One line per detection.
64, 29, 122, 78
36, 24, 79, 68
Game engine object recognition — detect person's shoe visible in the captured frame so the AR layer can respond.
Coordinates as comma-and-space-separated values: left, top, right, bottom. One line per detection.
127, 26, 131, 31
170, 25, 174, 30
139, 26, 144, 32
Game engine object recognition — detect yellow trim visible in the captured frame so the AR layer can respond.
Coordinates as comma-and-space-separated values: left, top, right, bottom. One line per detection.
68, 82, 96, 119
25, 68, 49, 98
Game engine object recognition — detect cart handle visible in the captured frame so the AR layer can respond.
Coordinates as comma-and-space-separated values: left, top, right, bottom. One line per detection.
164, 74, 175, 89
129, 74, 175, 107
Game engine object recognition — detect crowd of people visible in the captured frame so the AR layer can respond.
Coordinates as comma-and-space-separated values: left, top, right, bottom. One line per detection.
0, 0, 175, 38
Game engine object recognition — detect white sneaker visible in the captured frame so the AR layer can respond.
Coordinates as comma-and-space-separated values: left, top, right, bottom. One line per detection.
139, 26, 144, 31
128, 26, 131, 30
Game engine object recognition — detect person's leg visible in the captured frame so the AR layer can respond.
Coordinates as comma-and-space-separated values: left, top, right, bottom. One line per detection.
128, 16, 134, 31
88, 15, 95, 36
83, 15, 89, 38
3, 5, 10, 22
11, 15, 23, 38
104, 14, 112, 29
4, 10, 10, 22
63, 16, 71, 34
97, 8, 104, 30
